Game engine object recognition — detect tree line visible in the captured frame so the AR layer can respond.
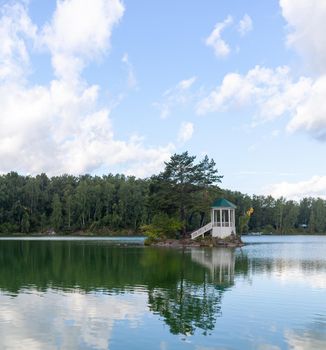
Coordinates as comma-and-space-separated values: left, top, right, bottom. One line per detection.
0, 152, 325, 234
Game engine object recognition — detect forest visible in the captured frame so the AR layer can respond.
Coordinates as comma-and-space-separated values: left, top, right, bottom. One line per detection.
0, 152, 325, 235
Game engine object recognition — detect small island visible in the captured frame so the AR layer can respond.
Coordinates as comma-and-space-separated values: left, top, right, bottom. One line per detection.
140, 153, 248, 248
148, 234, 244, 248
145, 198, 244, 248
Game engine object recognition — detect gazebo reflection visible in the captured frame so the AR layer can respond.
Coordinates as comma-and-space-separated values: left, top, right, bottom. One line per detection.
191, 248, 235, 286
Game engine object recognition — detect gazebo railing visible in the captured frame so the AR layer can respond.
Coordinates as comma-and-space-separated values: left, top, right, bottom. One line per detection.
213, 222, 231, 227
191, 222, 213, 240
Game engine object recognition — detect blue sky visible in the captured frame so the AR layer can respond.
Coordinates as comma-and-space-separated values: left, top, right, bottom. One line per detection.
0, 0, 326, 199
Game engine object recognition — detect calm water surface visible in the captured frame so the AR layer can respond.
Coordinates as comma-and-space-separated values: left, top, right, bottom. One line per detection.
0, 235, 325, 349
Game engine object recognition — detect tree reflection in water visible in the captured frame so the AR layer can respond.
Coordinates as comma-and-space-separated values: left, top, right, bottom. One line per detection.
0, 240, 249, 336
146, 248, 244, 336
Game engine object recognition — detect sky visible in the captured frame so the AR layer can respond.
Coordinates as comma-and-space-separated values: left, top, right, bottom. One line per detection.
0, 0, 325, 200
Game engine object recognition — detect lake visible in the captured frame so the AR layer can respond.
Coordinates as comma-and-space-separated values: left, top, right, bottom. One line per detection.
0, 236, 325, 349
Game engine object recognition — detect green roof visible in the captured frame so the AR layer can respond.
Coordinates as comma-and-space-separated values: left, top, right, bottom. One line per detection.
211, 198, 237, 209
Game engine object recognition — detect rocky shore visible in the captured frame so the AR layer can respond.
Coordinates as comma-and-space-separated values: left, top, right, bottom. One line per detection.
148, 234, 244, 248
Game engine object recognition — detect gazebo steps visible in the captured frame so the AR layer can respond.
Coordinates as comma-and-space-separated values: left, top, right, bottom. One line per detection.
191, 222, 213, 240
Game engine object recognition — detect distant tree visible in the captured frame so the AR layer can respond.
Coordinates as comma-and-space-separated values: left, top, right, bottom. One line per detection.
21, 211, 30, 233
282, 200, 299, 232
1, 158, 326, 236
51, 194, 62, 231
298, 197, 311, 227
40, 213, 47, 232
274, 197, 286, 233
311, 198, 326, 233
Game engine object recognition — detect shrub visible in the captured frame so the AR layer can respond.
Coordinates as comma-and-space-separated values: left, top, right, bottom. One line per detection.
142, 213, 182, 244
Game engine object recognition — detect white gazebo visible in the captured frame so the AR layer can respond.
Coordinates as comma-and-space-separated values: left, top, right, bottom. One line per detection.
191, 198, 237, 239
211, 198, 236, 238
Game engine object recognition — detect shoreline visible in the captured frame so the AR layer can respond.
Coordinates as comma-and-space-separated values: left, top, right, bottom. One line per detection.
147, 234, 244, 248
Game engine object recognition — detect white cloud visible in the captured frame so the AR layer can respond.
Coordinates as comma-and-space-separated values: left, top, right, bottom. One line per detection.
0, 290, 147, 350
238, 14, 253, 36
0, 78, 173, 175
265, 175, 326, 200
196, 65, 312, 121
124, 142, 175, 177
177, 122, 194, 143
275, 268, 326, 289
0, 2, 36, 81
39, 0, 125, 80
205, 16, 233, 58
196, 64, 326, 141
154, 76, 197, 119
197, 2, 326, 142
286, 75, 326, 140
280, 0, 326, 74
177, 76, 197, 90
122, 53, 137, 89
285, 329, 326, 350
277, 1, 326, 140
0, 1, 173, 177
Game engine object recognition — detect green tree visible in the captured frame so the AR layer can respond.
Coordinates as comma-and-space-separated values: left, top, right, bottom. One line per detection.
152, 152, 222, 236
40, 213, 47, 232
274, 197, 286, 233
51, 194, 62, 231
21, 211, 30, 233
298, 197, 311, 227
311, 198, 326, 233
282, 200, 299, 232
142, 213, 182, 243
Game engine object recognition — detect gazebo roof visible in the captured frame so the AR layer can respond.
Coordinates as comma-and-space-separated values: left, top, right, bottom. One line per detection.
211, 198, 237, 209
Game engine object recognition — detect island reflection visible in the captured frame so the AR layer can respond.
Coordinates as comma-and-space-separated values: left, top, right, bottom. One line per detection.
0, 240, 248, 337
